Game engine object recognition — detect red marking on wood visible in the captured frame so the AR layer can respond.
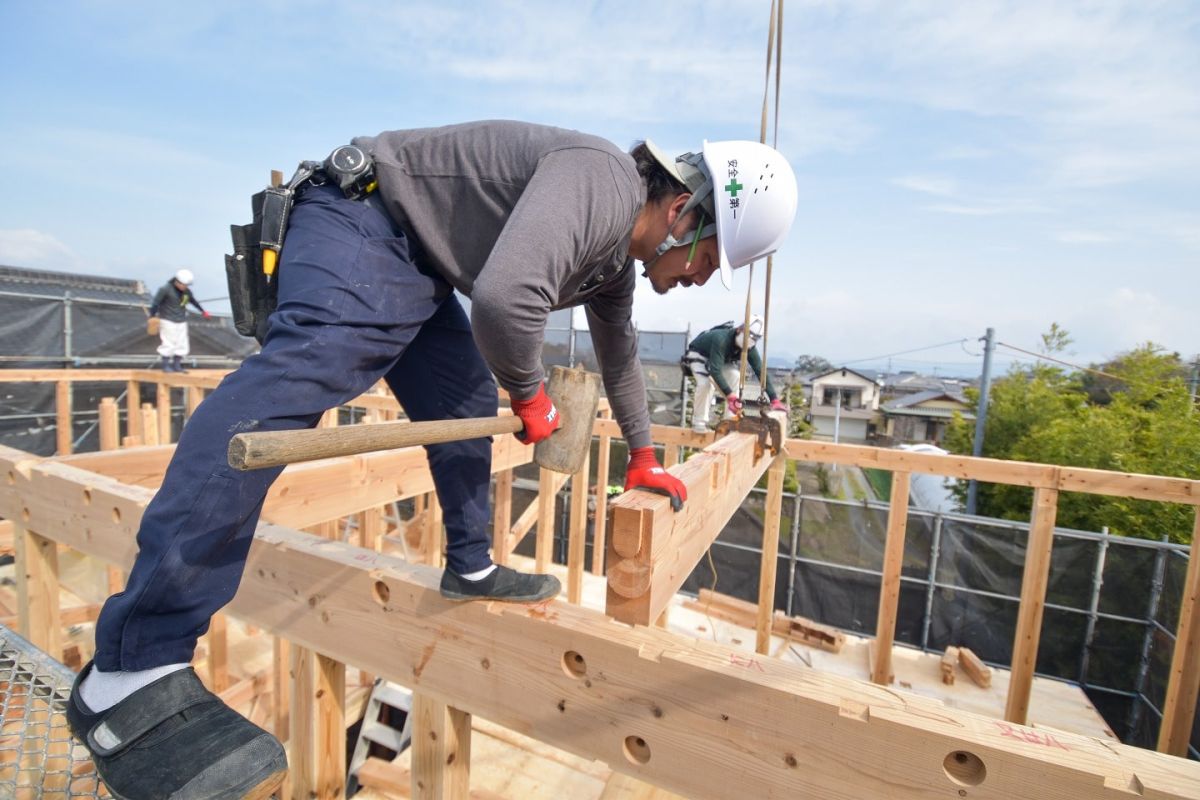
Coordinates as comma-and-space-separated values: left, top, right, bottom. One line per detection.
994, 721, 1070, 751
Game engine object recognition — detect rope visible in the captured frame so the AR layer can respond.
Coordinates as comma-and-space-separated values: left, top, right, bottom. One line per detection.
738, 0, 785, 406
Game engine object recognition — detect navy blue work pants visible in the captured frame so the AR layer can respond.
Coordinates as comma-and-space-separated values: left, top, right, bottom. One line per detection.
94, 184, 498, 671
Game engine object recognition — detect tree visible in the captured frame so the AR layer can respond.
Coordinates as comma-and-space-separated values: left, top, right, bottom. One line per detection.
794, 354, 833, 374
945, 335, 1200, 543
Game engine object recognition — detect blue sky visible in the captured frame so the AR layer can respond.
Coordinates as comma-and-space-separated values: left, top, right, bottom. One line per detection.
2, 1, 1197, 377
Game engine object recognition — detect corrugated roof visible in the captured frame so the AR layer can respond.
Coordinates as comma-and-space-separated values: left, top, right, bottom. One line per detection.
0, 264, 148, 303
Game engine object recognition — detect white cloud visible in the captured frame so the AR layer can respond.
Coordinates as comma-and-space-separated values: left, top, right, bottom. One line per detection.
0, 230, 79, 270
893, 175, 957, 197
1054, 230, 1118, 244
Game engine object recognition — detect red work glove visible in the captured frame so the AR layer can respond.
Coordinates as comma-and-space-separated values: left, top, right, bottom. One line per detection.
510, 383, 560, 444
624, 446, 687, 512
770, 398, 787, 412
202, 310, 212, 319
725, 394, 743, 415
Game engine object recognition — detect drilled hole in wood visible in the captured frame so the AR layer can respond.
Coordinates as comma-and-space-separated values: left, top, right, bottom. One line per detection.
5, 471, 14, 485
82, 489, 91, 506
372, 580, 390, 606
623, 735, 651, 765
562, 650, 587, 678
111, 507, 121, 523
943, 751, 986, 786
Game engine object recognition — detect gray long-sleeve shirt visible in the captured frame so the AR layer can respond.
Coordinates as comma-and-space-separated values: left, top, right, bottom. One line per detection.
354, 121, 652, 448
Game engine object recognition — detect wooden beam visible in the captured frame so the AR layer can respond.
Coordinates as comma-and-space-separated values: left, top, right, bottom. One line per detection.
567, 449, 591, 604
1005, 485, 1059, 724
872, 471, 912, 685
592, 412, 612, 575
14, 521, 61, 657
290, 646, 346, 800
787, 439, 1199, 506
4, 453, 1199, 800
411, 694, 471, 799
959, 647, 993, 689
941, 647, 960, 685
140, 403, 159, 446
156, 382, 172, 444
682, 590, 844, 653
606, 433, 772, 627
126, 379, 142, 440
491, 469, 513, 565
1158, 508, 1200, 755
592, 417, 715, 450
506, 470, 570, 557
535, 468, 556, 572
756, 453, 787, 654
55, 380, 72, 455
98, 397, 120, 451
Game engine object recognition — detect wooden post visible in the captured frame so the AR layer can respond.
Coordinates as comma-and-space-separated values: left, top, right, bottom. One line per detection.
290, 646, 346, 799
662, 443, 680, 469
360, 506, 385, 552
871, 471, 912, 684
141, 403, 159, 446
14, 522, 62, 657
126, 379, 142, 440
491, 469, 513, 566
591, 412, 612, 575
98, 398, 125, 592
156, 381, 172, 444
204, 613, 229, 692
98, 397, 120, 451
426, 493, 444, 567
535, 467, 556, 573
1158, 508, 1200, 755
55, 379, 72, 455
1005, 485, 1060, 724
273, 637, 290, 743
185, 386, 204, 421
411, 694, 471, 799
567, 448, 591, 604
755, 453, 788, 654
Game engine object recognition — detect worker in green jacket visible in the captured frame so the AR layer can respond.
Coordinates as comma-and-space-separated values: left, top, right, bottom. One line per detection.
682, 315, 786, 432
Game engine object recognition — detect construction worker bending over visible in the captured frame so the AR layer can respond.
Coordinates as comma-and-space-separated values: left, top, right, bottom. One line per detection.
67, 121, 798, 800
149, 268, 210, 373
684, 315, 787, 432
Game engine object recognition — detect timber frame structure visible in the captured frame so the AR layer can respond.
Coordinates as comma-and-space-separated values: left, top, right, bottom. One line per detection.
2, 368, 1200, 799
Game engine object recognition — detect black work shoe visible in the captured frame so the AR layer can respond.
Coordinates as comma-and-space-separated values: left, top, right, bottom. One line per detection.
67, 662, 287, 800
439, 565, 561, 602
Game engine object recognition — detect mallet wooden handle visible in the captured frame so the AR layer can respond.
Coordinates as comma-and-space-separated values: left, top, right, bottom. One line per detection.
228, 416, 524, 471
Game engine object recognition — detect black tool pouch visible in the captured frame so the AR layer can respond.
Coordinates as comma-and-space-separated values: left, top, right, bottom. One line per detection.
224, 190, 278, 344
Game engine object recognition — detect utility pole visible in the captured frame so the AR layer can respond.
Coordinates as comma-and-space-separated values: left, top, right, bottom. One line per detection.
966, 327, 995, 515
1189, 357, 1199, 415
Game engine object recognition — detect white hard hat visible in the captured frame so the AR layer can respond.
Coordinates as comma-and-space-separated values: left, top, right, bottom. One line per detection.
174, 268, 195, 285
737, 314, 765, 338
702, 140, 798, 289
645, 140, 798, 290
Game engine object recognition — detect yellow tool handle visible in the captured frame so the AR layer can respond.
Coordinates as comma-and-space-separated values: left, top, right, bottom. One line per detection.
228, 415, 525, 471
262, 247, 277, 277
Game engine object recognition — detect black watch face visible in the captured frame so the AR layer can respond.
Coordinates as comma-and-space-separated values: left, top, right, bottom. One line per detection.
329, 145, 365, 173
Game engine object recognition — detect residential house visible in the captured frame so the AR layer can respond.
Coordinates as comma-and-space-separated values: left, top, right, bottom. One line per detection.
806, 367, 882, 442
881, 390, 973, 445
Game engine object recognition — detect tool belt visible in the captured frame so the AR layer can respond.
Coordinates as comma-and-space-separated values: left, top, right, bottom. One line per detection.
224, 145, 377, 344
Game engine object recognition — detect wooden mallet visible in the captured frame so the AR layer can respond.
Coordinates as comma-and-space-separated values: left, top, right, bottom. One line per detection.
226, 365, 600, 475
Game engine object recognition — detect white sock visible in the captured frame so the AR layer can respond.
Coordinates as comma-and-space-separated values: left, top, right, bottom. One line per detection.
79, 663, 190, 712
458, 564, 498, 582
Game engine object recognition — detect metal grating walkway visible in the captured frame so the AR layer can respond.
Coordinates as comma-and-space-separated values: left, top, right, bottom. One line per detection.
0, 625, 108, 798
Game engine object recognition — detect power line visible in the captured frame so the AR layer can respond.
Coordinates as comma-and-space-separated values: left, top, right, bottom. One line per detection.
836, 338, 971, 367
995, 342, 1123, 381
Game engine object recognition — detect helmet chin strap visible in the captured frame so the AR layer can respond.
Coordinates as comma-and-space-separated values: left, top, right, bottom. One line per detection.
642, 215, 716, 276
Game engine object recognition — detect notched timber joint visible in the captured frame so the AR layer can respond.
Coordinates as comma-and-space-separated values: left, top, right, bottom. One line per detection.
715, 413, 783, 460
